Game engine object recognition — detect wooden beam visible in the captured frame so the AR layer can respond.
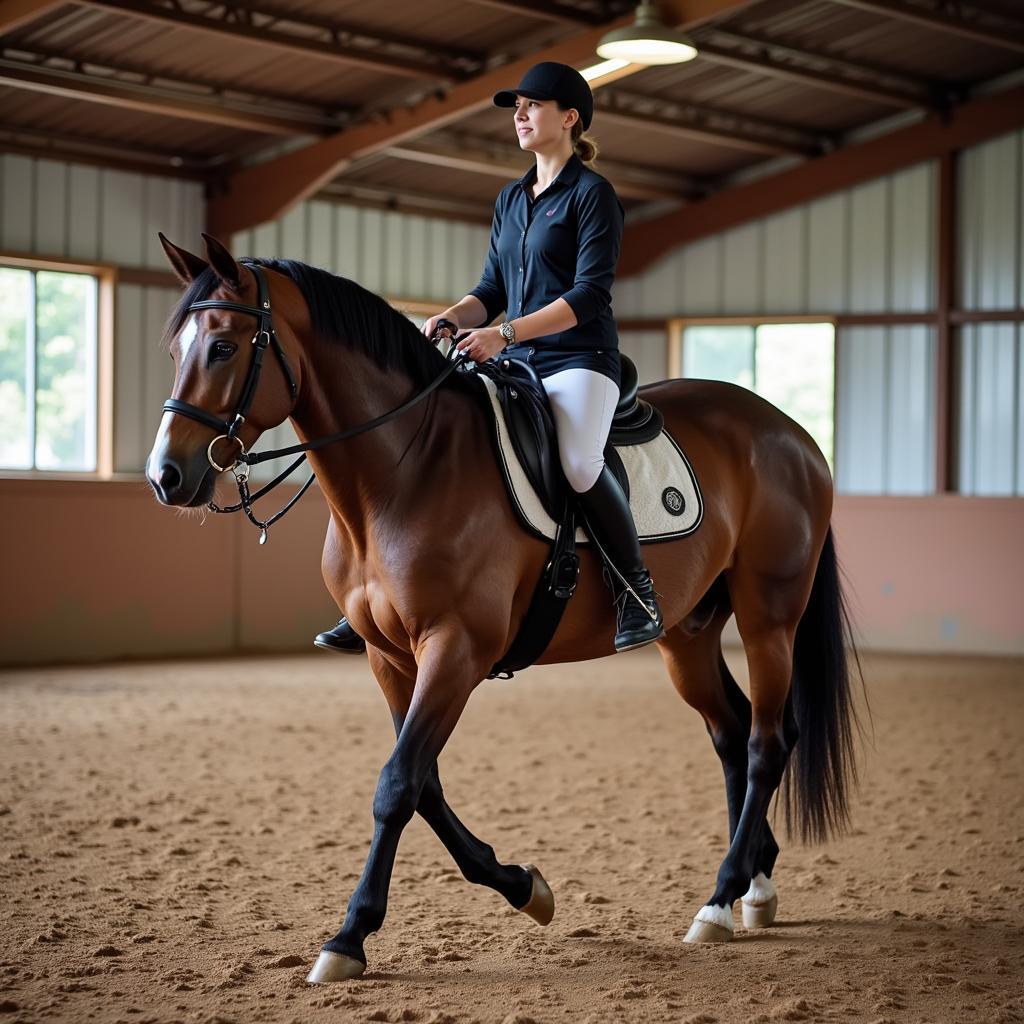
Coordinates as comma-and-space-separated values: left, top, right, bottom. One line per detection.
618, 83, 1024, 276
381, 135, 701, 201
595, 90, 825, 157
0, 0, 63, 34
457, 0, 601, 24
0, 57, 335, 135
693, 39, 929, 109
206, 23, 631, 237
79, 0, 471, 81
829, 0, 1024, 56
206, 0, 761, 236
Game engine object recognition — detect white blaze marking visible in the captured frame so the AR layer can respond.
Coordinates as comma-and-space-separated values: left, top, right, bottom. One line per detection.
179, 314, 199, 360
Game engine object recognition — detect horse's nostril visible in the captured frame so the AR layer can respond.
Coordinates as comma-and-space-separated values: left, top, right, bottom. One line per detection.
158, 462, 182, 495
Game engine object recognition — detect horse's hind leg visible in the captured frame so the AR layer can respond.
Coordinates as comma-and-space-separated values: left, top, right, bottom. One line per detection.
681, 568, 807, 943
658, 617, 781, 939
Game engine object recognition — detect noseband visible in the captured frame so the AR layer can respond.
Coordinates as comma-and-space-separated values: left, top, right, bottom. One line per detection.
162, 261, 298, 473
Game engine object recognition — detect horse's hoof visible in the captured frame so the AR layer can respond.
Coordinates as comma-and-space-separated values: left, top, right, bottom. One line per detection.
741, 893, 778, 929
740, 873, 778, 929
518, 864, 555, 926
306, 950, 366, 983
683, 905, 734, 944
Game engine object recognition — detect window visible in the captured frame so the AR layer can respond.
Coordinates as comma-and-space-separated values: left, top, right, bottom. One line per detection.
680, 321, 835, 470
0, 265, 98, 471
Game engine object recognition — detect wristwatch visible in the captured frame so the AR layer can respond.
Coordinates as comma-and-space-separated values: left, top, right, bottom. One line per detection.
498, 320, 516, 346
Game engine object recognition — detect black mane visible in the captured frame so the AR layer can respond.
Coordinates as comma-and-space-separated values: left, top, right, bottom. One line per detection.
164, 257, 475, 395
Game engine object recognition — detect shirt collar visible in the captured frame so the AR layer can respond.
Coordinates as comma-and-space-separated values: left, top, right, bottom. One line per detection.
516, 153, 583, 194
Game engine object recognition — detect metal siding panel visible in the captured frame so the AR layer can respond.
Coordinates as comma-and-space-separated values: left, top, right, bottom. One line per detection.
679, 237, 723, 315
142, 176, 172, 269
334, 205, 360, 283
848, 179, 889, 312
958, 148, 977, 310
974, 322, 1017, 494
308, 201, 334, 270
34, 159, 67, 257
2, 154, 34, 252
619, 329, 666, 384
762, 208, 805, 314
383, 210, 406, 297
67, 164, 101, 263
425, 218, 452, 302
886, 325, 934, 493
404, 214, 428, 300
807, 192, 847, 312
142, 287, 175, 447
100, 170, 145, 266
360, 208, 384, 294
614, 273, 642, 319
958, 325, 976, 492
252, 221, 278, 261
182, 181, 205, 249
232, 229, 255, 259
890, 163, 934, 312
836, 326, 886, 493
721, 223, 761, 313
114, 284, 145, 473
451, 221, 481, 306
640, 251, 679, 318
977, 134, 1019, 310
280, 203, 306, 261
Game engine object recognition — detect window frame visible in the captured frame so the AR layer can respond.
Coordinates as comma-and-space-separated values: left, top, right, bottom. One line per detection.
0, 252, 115, 480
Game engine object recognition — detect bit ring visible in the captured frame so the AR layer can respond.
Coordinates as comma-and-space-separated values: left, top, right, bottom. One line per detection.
207, 433, 246, 472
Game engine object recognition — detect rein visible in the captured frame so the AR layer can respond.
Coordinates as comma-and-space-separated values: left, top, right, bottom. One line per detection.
159, 261, 465, 543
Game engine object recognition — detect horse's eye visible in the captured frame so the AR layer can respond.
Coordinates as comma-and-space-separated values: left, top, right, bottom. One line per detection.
210, 339, 236, 362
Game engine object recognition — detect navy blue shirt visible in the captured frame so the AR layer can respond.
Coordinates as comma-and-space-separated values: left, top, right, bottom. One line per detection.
468, 153, 624, 353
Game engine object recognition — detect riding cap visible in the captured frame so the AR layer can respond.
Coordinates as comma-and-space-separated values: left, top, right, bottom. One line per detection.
493, 61, 594, 131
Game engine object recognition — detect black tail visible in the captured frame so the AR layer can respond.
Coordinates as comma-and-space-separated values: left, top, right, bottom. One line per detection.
782, 526, 864, 844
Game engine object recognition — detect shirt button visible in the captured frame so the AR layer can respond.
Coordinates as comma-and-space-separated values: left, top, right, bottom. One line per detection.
518, 266, 523, 273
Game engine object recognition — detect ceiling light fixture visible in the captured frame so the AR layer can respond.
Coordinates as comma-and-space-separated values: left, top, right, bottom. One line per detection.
596, 1, 699, 66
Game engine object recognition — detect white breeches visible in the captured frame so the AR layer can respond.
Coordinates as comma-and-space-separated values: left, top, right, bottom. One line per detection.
541, 368, 620, 494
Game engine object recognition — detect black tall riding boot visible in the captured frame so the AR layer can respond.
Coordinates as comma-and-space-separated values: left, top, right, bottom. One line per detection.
576, 466, 664, 652
313, 617, 366, 655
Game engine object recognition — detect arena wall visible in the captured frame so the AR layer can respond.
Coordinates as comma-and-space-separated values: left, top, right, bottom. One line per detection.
1, 137, 1022, 665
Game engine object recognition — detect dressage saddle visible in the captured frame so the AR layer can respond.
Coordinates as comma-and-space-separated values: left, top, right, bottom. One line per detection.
469, 353, 664, 678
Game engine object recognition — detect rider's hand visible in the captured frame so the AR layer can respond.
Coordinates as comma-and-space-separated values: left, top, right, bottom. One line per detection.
456, 327, 506, 363
421, 313, 458, 339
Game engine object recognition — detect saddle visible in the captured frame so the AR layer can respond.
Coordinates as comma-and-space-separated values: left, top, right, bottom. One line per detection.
470, 354, 665, 679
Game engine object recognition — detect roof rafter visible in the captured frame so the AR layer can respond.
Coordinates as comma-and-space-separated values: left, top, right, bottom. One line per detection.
455, 0, 611, 25
78, 0, 482, 81
691, 29, 939, 109
828, 0, 1024, 56
618, 83, 1024, 276
0, 0, 64, 33
595, 86, 831, 157
374, 131, 704, 202
0, 54, 342, 135
206, 0, 761, 237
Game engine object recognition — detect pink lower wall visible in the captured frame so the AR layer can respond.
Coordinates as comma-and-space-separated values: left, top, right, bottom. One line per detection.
1, 481, 1021, 665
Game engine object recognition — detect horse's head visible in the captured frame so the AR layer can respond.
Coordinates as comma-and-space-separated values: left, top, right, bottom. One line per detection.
147, 234, 302, 507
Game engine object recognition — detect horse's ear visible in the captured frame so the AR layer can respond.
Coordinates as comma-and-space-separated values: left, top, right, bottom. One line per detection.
159, 232, 208, 285
202, 233, 243, 293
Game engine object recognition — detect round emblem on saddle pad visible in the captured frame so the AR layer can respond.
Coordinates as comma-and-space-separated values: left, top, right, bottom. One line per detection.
662, 486, 685, 516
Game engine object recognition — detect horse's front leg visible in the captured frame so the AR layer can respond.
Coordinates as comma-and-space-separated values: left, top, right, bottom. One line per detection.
376, 650, 545, 919
306, 631, 484, 983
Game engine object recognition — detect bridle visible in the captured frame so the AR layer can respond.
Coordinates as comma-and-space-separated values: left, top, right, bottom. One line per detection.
159, 260, 465, 543
162, 260, 298, 474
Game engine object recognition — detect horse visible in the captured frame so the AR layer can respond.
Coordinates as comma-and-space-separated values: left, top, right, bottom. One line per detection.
147, 233, 861, 983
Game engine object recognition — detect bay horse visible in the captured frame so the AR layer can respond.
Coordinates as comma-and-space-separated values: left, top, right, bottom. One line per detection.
147, 234, 861, 983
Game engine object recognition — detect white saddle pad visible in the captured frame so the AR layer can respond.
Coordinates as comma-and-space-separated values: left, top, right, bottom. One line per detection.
479, 377, 703, 544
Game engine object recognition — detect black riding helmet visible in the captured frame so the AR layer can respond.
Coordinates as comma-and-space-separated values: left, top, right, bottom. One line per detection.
492, 61, 594, 131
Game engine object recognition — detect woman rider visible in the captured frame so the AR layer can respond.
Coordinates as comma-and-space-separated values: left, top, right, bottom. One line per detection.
315, 61, 663, 656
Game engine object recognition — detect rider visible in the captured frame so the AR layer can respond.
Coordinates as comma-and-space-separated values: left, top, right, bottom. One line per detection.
315, 61, 663, 656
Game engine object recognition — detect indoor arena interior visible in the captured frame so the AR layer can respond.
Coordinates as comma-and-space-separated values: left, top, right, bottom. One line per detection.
1, 2, 1022, 1023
